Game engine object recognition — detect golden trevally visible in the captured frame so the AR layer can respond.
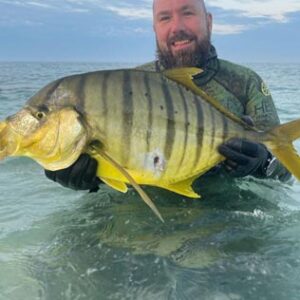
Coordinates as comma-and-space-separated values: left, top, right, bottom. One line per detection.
1, 68, 300, 222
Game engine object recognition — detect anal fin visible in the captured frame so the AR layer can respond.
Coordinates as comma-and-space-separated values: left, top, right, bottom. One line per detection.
163, 176, 201, 198
101, 178, 128, 193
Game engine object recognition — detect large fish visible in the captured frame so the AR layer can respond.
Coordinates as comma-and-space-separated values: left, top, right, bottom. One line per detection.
1, 68, 300, 221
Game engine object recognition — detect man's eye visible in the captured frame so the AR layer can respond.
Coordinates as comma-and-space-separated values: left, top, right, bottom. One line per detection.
159, 16, 170, 22
183, 11, 194, 16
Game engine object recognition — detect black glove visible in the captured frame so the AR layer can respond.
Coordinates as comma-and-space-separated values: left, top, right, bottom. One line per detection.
218, 138, 271, 178
45, 154, 101, 192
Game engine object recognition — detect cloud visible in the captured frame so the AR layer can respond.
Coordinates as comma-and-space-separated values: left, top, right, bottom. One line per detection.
213, 24, 250, 35
99, 2, 250, 35
2, 0, 300, 23
133, 27, 150, 34
93, 0, 300, 35
0, 0, 56, 9
26, 2, 54, 9
0, 15, 43, 27
104, 5, 152, 20
206, 0, 300, 22
1, 0, 300, 35
95, 0, 300, 24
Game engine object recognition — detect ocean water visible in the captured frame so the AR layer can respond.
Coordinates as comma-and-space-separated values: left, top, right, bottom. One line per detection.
0, 62, 300, 300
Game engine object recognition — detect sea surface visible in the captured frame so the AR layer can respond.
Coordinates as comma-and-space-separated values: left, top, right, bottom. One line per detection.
0, 62, 300, 300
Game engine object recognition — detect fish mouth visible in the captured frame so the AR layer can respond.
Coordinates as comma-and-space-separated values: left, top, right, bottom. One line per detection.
0, 121, 19, 161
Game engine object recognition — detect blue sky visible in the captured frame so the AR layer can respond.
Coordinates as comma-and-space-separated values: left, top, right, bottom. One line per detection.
0, 0, 299, 63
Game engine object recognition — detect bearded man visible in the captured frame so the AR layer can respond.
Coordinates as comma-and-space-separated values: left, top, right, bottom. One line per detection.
45, 0, 290, 191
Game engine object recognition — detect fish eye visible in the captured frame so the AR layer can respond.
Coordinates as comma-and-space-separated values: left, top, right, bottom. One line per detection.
35, 111, 46, 120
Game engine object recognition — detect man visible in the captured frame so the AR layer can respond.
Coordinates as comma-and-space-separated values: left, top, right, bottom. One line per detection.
45, 0, 290, 191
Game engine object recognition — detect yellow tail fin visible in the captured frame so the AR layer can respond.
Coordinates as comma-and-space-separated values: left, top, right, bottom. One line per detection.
265, 119, 300, 180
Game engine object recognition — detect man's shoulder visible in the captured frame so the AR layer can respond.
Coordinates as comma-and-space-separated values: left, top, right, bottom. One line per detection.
218, 59, 260, 80
215, 58, 265, 98
135, 61, 158, 72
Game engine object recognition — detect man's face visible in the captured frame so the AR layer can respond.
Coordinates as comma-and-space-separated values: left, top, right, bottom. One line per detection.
153, 0, 212, 68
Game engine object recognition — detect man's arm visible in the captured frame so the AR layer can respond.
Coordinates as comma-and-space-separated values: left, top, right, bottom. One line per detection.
246, 72, 291, 181
220, 72, 291, 182
45, 154, 101, 192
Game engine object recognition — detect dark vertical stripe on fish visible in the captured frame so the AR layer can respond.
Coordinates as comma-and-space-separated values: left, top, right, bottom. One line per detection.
222, 115, 229, 143
122, 70, 133, 165
161, 77, 175, 161
45, 78, 64, 105
102, 71, 110, 134
143, 72, 153, 152
193, 95, 204, 167
209, 104, 216, 151
177, 85, 189, 172
76, 75, 86, 113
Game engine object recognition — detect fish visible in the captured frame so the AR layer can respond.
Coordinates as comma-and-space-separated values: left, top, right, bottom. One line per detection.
1, 67, 300, 222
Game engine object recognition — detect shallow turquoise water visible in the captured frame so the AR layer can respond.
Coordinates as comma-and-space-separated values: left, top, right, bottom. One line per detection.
0, 62, 300, 300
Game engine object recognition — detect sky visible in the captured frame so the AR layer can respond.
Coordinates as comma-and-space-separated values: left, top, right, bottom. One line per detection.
0, 0, 299, 63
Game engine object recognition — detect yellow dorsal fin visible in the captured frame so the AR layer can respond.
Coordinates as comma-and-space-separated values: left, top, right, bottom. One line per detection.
163, 68, 255, 130
88, 145, 164, 223
163, 175, 201, 199
101, 178, 128, 193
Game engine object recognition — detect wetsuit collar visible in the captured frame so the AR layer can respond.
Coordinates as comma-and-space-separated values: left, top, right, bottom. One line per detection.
155, 45, 219, 85
193, 45, 219, 85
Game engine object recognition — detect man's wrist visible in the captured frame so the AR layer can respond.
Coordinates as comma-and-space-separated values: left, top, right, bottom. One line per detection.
260, 153, 278, 178
264, 156, 278, 177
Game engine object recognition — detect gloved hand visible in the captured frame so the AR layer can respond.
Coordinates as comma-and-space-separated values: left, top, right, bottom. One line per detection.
218, 138, 271, 178
45, 154, 101, 192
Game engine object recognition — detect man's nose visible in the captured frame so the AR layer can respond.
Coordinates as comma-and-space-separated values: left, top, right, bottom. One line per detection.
170, 15, 186, 33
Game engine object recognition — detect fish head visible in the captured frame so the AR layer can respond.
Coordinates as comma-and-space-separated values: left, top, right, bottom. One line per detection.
0, 105, 87, 171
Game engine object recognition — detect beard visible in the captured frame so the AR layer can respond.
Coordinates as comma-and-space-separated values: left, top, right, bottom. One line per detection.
156, 30, 211, 70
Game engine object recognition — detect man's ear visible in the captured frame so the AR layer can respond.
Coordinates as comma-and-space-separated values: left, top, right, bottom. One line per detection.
207, 12, 213, 35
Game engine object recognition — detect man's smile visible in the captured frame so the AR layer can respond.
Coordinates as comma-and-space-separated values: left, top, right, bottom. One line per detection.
171, 38, 195, 52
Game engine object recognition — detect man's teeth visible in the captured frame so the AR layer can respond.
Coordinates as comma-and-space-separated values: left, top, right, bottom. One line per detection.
173, 40, 191, 46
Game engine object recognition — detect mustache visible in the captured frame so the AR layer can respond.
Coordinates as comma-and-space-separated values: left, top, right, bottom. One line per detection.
167, 31, 196, 46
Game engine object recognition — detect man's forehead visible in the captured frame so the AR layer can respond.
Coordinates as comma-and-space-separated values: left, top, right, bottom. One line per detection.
153, 0, 204, 13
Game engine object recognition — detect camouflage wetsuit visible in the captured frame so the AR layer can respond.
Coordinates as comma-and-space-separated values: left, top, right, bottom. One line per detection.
137, 46, 291, 181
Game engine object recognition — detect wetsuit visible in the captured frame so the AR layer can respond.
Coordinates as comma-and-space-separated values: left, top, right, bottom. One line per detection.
136, 46, 291, 181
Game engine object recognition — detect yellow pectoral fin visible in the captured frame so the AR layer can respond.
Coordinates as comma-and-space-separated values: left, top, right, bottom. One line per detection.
100, 178, 128, 193
163, 176, 201, 199
93, 153, 127, 182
